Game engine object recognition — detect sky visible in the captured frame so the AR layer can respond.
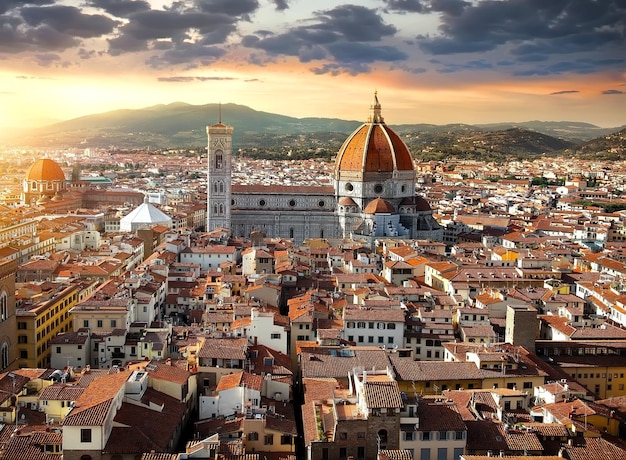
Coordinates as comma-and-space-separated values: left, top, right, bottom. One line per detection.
0, 0, 624, 137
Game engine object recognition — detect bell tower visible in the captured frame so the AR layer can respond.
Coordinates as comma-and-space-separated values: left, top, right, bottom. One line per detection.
206, 109, 234, 232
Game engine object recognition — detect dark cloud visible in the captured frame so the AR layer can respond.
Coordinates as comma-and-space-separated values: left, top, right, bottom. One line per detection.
85, 0, 151, 18
106, 3, 244, 64
602, 89, 624, 95
550, 90, 579, 95
0, 0, 260, 69
382, 0, 427, 13
319, 5, 397, 42
436, 59, 493, 73
194, 0, 259, 18
429, 0, 470, 16
33, 53, 61, 67
0, 14, 81, 53
20, 5, 119, 38
145, 43, 226, 69
0, 3, 117, 54
391, 63, 428, 74
514, 58, 623, 76
272, 0, 289, 11
158, 76, 237, 82
78, 48, 98, 60
0, 0, 54, 15
412, 0, 625, 65
326, 42, 406, 63
242, 4, 400, 74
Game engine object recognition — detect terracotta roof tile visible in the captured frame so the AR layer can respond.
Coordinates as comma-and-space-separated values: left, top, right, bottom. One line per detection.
0, 428, 62, 460
364, 380, 403, 409
63, 371, 129, 426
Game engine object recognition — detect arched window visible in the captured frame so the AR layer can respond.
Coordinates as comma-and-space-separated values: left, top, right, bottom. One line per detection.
219, 204, 224, 215
213, 182, 219, 193
213, 204, 218, 214
289, 228, 294, 239
0, 290, 6, 321
215, 151, 223, 169
377, 429, 388, 450
219, 182, 224, 193
1, 343, 8, 370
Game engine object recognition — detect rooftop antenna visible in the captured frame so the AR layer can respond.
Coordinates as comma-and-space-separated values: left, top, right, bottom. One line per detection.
218, 102, 222, 124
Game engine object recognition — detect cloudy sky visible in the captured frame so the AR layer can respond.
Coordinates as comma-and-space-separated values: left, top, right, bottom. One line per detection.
1, 0, 624, 135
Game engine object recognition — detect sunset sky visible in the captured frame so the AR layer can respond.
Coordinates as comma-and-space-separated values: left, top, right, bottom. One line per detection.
0, 0, 624, 135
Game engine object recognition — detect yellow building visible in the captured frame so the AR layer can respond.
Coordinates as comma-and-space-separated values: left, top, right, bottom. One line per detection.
243, 415, 297, 455
536, 340, 626, 400
0, 258, 18, 371
16, 280, 96, 368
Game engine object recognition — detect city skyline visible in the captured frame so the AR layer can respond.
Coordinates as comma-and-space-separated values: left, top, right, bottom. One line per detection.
1, 0, 624, 140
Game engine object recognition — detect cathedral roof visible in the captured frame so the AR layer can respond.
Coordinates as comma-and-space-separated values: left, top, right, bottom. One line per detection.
25, 158, 66, 182
364, 198, 395, 214
334, 93, 413, 175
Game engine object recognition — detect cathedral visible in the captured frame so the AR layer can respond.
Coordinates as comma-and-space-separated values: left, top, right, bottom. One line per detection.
207, 93, 442, 245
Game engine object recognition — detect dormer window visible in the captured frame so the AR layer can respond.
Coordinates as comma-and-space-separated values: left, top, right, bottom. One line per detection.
264, 357, 274, 366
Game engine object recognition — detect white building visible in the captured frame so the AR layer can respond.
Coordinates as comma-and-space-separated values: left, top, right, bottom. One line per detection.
342, 306, 405, 347
199, 371, 262, 420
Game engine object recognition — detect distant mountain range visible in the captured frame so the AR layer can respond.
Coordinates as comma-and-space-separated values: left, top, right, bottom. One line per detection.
9, 102, 626, 158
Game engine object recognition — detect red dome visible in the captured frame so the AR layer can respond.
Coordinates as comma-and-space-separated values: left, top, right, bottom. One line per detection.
26, 159, 65, 182
364, 198, 395, 214
335, 94, 413, 175
338, 196, 358, 206
401, 196, 432, 211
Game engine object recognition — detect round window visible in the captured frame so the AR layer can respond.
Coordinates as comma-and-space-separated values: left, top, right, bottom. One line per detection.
289, 199, 296, 207
374, 184, 383, 194
231, 199, 235, 206
318, 200, 325, 208
345, 183, 353, 192
259, 199, 266, 206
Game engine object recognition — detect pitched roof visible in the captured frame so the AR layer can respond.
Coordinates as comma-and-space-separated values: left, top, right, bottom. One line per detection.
197, 337, 248, 360
389, 355, 484, 381
364, 380, 403, 409
300, 348, 393, 379
0, 428, 62, 460
63, 371, 129, 426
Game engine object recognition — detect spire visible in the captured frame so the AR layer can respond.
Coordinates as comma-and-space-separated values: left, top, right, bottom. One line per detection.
218, 102, 222, 124
369, 90, 384, 123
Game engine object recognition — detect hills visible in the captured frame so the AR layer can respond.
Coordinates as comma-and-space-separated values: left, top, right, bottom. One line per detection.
8, 102, 626, 160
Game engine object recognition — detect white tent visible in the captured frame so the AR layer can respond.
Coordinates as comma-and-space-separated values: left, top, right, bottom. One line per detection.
120, 196, 172, 232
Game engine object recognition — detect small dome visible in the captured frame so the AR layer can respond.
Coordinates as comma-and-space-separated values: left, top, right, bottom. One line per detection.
36, 194, 50, 205
401, 196, 432, 212
26, 159, 66, 182
364, 198, 395, 214
338, 196, 358, 206
335, 93, 413, 175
